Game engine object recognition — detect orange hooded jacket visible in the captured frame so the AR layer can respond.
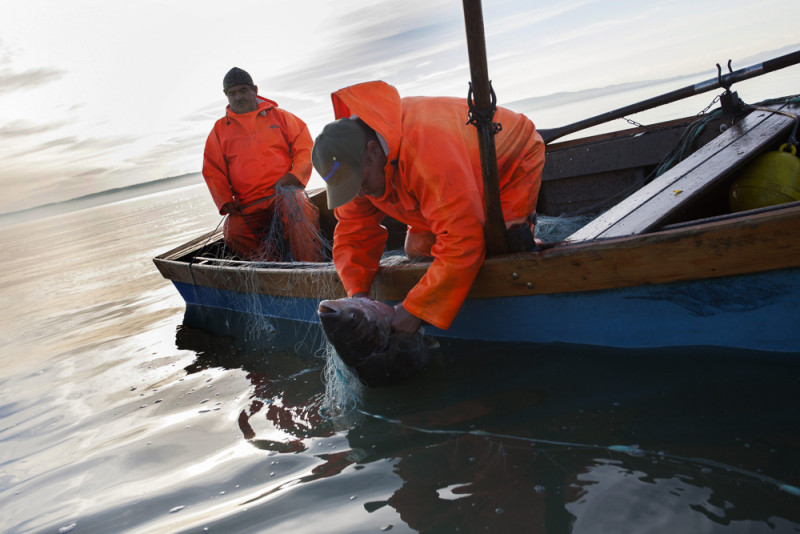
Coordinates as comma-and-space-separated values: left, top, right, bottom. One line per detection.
330, 81, 545, 330
203, 96, 313, 213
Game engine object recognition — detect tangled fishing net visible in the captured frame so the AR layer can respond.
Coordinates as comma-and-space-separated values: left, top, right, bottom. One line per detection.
320, 344, 365, 417
251, 183, 330, 263
224, 185, 332, 338
212, 185, 366, 414
535, 214, 593, 242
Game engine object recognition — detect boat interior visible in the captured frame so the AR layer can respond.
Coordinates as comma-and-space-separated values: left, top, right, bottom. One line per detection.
172, 96, 800, 265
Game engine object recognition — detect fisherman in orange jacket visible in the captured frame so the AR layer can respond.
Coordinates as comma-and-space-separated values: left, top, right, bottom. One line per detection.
203, 67, 322, 261
312, 81, 545, 333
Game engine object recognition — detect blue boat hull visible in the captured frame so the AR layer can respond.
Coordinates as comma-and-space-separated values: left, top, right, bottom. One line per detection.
172, 266, 800, 353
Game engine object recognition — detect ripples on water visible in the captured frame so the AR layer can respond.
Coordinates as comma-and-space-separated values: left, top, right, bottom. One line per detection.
1, 185, 799, 533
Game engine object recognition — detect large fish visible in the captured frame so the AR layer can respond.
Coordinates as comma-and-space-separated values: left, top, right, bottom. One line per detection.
317, 297, 437, 387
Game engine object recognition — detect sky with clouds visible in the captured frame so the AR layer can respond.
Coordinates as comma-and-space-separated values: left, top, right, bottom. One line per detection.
0, 0, 797, 214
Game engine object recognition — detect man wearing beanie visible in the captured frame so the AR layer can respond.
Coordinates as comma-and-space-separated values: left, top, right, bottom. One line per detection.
202, 67, 322, 261
312, 80, 544, 334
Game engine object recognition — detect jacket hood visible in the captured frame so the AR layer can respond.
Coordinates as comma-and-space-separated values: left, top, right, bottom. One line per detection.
330, 81, 402, 162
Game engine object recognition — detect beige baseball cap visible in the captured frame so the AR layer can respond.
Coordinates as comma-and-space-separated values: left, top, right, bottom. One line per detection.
312, 119, 366, 209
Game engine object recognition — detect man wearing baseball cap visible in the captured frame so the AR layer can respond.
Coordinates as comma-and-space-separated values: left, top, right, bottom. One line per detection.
313, 80, 545, 334
202, 67, 322, 261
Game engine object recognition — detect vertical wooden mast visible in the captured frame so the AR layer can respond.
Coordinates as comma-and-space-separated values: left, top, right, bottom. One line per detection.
462, 0, 509, 255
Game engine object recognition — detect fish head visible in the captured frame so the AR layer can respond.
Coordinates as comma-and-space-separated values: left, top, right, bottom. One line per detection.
317, 297, 438, 387
317, 297, 394, 364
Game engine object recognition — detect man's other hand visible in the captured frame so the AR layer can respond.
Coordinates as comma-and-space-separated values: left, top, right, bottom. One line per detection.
277, 173, 303, 188
392, 302, 423, 334
221, 200, 242, 214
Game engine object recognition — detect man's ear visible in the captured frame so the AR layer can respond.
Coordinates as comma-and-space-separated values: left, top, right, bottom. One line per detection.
365, 140, 381, 162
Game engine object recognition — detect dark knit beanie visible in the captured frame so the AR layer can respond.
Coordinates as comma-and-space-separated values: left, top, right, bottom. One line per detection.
223, 67, 254, 92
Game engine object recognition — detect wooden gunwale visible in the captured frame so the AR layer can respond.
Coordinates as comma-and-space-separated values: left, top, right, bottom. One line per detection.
154, 202, 800, 301
376, 203, 800, 299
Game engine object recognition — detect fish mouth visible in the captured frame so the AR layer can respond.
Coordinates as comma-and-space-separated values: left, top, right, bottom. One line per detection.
318, 299, 344, 316
318, 303, 335, 315
317, 301, 354, 333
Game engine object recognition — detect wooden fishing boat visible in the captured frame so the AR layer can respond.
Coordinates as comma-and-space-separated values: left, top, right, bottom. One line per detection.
154, 91, 800, 353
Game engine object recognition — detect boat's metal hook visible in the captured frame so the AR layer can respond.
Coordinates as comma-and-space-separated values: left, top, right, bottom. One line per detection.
716, 59, 734, 89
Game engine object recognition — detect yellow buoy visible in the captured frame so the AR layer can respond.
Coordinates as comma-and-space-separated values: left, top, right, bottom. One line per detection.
729, 143, 800, 212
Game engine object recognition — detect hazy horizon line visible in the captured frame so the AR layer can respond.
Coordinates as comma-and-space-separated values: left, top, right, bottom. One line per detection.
5, 42, 798, 222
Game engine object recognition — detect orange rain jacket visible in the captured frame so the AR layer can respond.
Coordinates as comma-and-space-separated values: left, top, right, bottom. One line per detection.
330, 81, 545, 330
203, 96, 313, 213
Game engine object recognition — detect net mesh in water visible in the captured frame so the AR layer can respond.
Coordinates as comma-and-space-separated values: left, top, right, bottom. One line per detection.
320, 345, 365, 417
216, 186, 362, 414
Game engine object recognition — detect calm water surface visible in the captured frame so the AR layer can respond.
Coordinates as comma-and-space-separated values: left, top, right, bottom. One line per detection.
2, 184, 799, 533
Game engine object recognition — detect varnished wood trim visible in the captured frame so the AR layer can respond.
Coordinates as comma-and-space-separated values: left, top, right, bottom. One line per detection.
156, 205, 800, 301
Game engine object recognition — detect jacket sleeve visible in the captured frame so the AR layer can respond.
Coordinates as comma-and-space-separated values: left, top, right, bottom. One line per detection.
398, 135, 487, 330
332, 197, 389, 297
202, 125, 234, 214
277, 109, 313, 186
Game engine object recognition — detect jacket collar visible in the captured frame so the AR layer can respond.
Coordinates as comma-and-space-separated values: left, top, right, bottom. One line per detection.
225, 95, 279, 122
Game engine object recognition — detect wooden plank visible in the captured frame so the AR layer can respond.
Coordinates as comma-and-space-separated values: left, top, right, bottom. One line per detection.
539, 116, 727, 216
602, 110, 795, 238
565, 105, 796, 242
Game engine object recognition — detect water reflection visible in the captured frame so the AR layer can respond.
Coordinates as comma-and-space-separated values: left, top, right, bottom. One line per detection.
174, 305, 800, 532
177, 306, 334, 455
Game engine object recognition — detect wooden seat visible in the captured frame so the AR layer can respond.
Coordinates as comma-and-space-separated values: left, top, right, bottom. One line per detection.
566, 104, 797, 242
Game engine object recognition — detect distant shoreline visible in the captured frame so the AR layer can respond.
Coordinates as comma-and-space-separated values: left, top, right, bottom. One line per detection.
0, 173, 204, 226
